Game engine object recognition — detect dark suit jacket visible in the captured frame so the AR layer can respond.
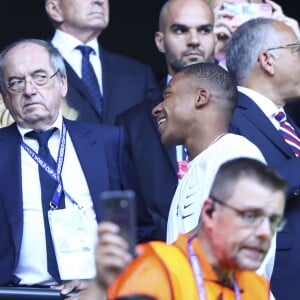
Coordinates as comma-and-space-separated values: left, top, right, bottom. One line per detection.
116, 91, 178, 241
284, 99, 300, 127
65, 47, 160, 125
0, 119, 155, 286
229, 92, 300, 300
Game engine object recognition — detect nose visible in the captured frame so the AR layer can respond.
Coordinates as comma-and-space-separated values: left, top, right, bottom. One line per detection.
152, 102, 163, 118
187, 29, 200, 48
255, 217, 273, 239
23, 79, 37, 95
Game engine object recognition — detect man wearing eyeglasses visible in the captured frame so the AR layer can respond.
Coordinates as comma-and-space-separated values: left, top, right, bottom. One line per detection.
82, 157, 286, 300
227, 18, 300, 300
0, 39, 152, 289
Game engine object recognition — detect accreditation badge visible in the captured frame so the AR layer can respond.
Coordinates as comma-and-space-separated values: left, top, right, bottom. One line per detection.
48, 207, 96, 280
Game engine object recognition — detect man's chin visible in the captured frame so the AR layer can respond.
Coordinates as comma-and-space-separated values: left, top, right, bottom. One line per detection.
236, 258, 264, 271
161, 136, 180, 147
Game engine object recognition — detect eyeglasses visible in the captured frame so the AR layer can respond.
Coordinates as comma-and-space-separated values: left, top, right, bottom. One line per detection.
210, 195, 286, 232
266, 42, 300, 52
3, 70, 59, 93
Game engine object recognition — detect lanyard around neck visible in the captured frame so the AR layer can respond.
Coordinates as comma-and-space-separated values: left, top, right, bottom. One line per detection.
187, 235, 241, 300
21, 122, 78, 208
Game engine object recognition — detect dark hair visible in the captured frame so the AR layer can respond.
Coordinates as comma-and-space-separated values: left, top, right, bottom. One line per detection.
179, 62, 238, 113
210, 157, 287, 201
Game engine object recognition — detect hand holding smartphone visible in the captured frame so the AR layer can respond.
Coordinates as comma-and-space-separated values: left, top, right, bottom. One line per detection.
99, 190, 136, 256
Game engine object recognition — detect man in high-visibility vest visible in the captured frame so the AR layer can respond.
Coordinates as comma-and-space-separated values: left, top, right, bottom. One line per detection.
81, 157, 286, 300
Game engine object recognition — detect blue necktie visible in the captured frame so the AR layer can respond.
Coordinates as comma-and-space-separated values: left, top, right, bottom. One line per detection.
76, 45, 103, 113
26, 129, 63, 282
275, 111, 300, 156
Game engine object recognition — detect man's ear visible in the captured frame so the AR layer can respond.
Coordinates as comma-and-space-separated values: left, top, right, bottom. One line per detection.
154, 31, 166, 54
45, 0, 64, 23
257, 51, 276, 76
60, 75, 68, 98
201, 198, 216, 229
195, 88, 210, 109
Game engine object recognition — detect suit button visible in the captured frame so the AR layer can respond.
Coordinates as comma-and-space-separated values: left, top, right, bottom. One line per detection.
294, 188, 300, 196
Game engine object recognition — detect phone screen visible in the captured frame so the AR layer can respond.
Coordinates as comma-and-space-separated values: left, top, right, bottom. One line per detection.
99, 190, 136, 255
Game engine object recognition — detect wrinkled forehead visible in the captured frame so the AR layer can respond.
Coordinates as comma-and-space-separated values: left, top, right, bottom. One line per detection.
3, 43, 52, 76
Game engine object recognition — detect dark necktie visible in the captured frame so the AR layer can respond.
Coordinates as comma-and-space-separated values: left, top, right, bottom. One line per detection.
26, 128, 63, 282
76, 45, 103, 113
275, 111, 300, 156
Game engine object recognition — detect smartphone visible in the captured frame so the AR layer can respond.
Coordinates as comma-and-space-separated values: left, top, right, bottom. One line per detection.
222, 2, 272, 28
99, 190, 136, 255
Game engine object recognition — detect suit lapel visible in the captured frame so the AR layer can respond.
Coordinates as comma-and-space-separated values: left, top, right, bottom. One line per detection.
64, 120, 108, 218
64, 60, 103, 120
99, 48, 111, 122
239, 94, 294, 157
0, 124, 24, 258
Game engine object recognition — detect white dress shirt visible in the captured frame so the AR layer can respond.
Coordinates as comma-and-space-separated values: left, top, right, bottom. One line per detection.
14, 113, 98, 285
238, 86, 284, 129
51, 29, 103, 94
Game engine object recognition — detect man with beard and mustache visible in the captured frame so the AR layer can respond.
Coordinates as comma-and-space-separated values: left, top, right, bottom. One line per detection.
116, 0, 216, 241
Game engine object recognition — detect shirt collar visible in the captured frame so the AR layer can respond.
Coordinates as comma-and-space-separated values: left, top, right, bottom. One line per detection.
18, 111, 63, 139
52, 29, 100, 57
237, 86, 282, 120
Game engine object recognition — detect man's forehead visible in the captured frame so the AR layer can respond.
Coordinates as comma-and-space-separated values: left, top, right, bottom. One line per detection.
167, 1, 213, 25
5, 43, 48, 60
4, 44, 50, 73
228, 177, 284, 209
172, 72, 191, 84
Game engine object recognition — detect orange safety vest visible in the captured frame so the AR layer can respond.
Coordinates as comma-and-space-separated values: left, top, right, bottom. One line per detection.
108, 234, 270, 300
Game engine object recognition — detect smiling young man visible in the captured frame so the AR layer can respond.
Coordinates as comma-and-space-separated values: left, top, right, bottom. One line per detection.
115, 0, 216, 241
152, 63, 266, 244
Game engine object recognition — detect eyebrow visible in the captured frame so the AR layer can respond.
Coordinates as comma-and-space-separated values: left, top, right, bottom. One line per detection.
170, 23, 213, 31
7, 69, 48, 80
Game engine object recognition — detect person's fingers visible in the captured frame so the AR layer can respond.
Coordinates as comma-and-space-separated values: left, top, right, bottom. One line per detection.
98, 221, 120, 235
59, 280, 90, 295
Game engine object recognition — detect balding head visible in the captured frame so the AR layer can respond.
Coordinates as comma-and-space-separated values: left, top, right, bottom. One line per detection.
155, 0, 215, 75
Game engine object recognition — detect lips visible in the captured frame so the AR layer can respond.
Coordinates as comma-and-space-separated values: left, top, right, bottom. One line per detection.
186, 51, 202, 56
242, 246, 266, 258
88, 11, 104, 17
24, 102, 39, 107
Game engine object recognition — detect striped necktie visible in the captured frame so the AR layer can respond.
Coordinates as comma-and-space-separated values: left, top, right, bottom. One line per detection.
275, 111, 300, 156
